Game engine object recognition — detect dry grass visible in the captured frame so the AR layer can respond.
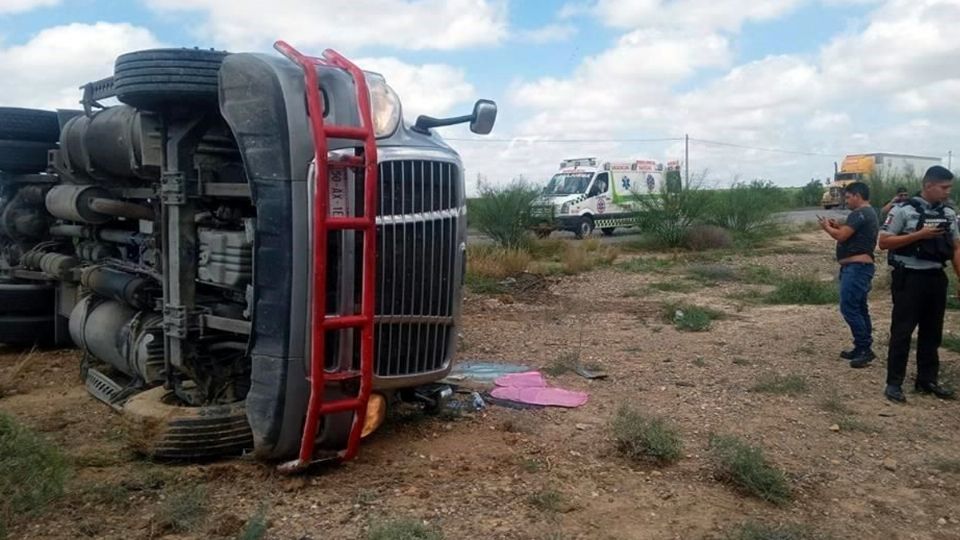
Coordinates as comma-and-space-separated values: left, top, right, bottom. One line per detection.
559, 240, 619, 275
368, 518, 441, 540
527, 489, 567, 513
750, 374, 810, 396
152, 484, 208, 534
612, 406, 683, 465
1, 413, 68, 535
709, 435, 792, 505
467, 245, 532, 279
0, 347, 36, 398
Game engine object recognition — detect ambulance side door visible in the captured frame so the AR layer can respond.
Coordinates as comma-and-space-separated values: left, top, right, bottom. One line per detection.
586, 172, 611, 217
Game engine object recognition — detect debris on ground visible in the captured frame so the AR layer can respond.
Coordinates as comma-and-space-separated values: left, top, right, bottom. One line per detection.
442, 361, 531, 384
490, 371, 589, 408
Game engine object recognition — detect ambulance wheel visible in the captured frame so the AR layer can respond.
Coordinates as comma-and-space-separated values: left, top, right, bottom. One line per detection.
601, 227, 615, 237
574, 216, 594, 239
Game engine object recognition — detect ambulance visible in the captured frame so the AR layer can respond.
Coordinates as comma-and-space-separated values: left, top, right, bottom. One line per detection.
531, 157, 666, 238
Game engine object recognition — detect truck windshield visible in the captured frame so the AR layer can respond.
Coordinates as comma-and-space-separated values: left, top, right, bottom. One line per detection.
544, 173, 593, 195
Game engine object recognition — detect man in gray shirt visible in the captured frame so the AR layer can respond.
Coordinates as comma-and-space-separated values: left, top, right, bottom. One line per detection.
878, 166, 960, 403
818, 182, 879, 367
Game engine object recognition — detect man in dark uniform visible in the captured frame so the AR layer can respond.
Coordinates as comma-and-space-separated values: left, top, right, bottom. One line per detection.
818, 182, 879, 367
878, 166, 960, 403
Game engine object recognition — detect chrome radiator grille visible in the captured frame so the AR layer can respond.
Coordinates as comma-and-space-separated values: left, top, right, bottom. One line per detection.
374, 160, 461, 377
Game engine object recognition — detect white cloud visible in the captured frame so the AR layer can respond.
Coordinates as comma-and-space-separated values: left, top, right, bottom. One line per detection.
806, 111, 851, 131
0, 22, 162, 109
144, 0, 508, 52
516, 23, 578, 44
821, 0, 960, 93
355, 57, 474, 120
513, 29, 731, 121
891, 79, 960, 113
458, 0, 960, 189
0, 0, 58, 15
594, 0, 805, 32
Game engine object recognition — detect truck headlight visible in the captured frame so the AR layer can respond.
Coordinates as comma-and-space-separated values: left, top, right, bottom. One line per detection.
560, 202, 571, 214
366, 73, 401, 138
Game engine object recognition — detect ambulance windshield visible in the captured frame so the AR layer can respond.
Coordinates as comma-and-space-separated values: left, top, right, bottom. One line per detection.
544, 173, 593, 195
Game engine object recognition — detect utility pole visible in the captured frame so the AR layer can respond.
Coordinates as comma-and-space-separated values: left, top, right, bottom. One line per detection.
684, 133, 690, 189
949, 150, 953, 170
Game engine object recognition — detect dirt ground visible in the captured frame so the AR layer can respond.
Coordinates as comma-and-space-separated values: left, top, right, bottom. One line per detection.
2, 230, 960, 540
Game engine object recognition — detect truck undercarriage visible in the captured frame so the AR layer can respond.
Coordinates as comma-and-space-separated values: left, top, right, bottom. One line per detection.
0, 42, 495, 466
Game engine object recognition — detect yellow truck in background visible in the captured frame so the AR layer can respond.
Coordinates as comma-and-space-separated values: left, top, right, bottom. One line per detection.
822, 153, 941, 209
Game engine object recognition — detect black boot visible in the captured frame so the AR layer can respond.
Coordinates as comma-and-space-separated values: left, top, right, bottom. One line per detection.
914, 381, 956, 400
849, 350, 876, 368
885, 384, 907, 403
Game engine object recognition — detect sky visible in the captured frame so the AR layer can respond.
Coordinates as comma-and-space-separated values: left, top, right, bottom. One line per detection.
0, 0, 957, 193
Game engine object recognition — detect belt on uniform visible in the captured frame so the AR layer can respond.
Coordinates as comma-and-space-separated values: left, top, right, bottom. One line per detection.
896, 266, 944, 274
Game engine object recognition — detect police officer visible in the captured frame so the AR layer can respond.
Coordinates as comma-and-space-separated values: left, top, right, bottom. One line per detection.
878, 166, 960, 403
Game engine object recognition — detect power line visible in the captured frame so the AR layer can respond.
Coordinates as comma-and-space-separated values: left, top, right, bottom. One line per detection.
444, 136, 684, 144
443, 135, 837, 157
689, 138, 836, 157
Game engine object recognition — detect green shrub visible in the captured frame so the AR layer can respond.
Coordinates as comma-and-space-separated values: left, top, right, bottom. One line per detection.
749, 374, 809, 396
706, 180, 788, 234
471, 179, 541, 249
368, 519, 442, 540
685, 224, 734, 251
795, 179, 825, 208
633, 180, 714, 248
942, 334, 960, 354
239, 504, 269, 540
618, 256, 676, 274
154, 485, 208, 533
865, 173, 922, 213
0, 414, 68, 533
527, 489, 567, 513
688, 264, 738, 283
663, 303, 723, 332
739, 264, 780, 285
649, 281, 697, 293
612, 406, 683, 464
725, 521, 818, 540
709, 435, 792, 505
766, 277, 838, 305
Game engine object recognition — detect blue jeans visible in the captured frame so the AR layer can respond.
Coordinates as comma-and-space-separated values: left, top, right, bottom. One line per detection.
839, 263, 875, 352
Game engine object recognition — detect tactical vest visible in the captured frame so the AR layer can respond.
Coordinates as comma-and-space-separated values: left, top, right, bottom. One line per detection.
892, 199, 955, 264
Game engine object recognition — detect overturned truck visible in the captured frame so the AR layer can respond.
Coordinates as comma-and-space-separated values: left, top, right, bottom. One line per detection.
0, 42, 496, 469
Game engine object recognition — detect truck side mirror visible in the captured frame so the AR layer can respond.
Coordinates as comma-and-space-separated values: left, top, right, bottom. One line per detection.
469, 99, 497, 135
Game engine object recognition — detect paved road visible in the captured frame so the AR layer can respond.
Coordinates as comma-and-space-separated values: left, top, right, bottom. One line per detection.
468, 207, 851, 244
779, 207, 849, 224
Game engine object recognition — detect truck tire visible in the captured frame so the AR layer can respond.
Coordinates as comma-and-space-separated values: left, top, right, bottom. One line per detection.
574, 216, 594, 239
0, 280, 57, 345
0, 139, 55, 173
0, 314, 56, 345
122, 386, 254, 460
601, 227, 615, 236
0, 108, 60, 143
114, 49, 229, 110
0, 282, 55, 314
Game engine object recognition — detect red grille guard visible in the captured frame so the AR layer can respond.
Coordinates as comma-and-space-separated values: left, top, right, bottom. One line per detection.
273, 40, 378, 473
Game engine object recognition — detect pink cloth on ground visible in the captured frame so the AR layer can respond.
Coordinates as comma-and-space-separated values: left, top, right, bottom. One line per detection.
494, 371, 547, 388
491, 370, 589, 408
